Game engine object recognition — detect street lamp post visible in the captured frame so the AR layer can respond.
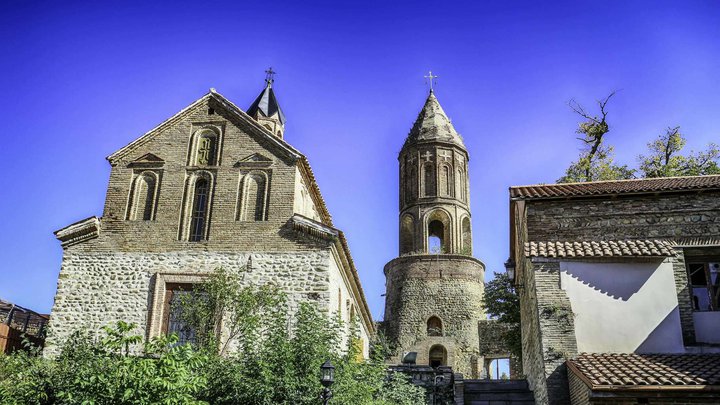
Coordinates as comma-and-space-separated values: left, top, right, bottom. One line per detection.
320, 359, 335, 405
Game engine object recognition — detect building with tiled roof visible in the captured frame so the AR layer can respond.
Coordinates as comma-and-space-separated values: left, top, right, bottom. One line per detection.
46, 74, 374, 357
508, 175, 720, 405
568, 353, 720, 403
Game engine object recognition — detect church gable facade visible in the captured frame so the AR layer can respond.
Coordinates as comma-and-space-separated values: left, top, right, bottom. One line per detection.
47, 85, 373, 356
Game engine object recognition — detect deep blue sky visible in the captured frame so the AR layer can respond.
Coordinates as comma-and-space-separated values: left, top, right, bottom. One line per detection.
1, 1, 719, 320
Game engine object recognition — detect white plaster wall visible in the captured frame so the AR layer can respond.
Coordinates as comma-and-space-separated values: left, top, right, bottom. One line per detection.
694, 312, 720, 344
560, 260, 684, 353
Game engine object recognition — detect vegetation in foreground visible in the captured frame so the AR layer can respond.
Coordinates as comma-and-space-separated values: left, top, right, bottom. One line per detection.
0, 268, 424, 405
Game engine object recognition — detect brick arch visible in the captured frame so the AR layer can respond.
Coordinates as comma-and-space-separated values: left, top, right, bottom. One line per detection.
127, 171, 159, 221
400, 214, 415, 255
425, 209, 452, 253
237, 170, 269, 221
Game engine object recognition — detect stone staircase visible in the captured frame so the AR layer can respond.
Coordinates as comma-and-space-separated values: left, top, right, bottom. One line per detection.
460, 379, 535, 405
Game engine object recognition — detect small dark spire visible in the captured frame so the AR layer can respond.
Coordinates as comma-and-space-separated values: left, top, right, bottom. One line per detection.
247, 68, 286, 125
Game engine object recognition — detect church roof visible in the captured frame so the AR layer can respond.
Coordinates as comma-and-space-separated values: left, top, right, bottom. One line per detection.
510, 174, 720, 200
403, 91, 465, 149
247, 82, 286, 125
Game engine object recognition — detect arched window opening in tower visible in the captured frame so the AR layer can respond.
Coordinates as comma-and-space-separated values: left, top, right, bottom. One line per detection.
429, 345, 447, 368
441, 165, 453, 197
461, 217, 472, 255
428, 220, 445, 254
189, 178, 209, 241
427, 316, 443, 336
422, 162, 436, 197
400, 215, 414, 254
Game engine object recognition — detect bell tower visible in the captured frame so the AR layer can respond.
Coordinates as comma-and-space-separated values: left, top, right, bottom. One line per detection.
383, 90, 485, 377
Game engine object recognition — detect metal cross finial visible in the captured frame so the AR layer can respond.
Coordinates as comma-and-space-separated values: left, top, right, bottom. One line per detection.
265, 67, 276, 86
424, 71, 438, 92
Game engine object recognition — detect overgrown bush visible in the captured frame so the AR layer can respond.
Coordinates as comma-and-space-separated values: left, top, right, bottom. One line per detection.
0, 268, 424, 404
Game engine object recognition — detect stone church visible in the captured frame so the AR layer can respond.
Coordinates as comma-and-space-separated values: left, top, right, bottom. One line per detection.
46, 75, 374, 356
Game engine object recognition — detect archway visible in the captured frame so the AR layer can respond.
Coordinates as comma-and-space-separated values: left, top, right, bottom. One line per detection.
429, 345, 447, 368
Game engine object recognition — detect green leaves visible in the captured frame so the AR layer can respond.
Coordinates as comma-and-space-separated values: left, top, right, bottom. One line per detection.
481, 272, 522, 358
559, 95, 720, 183
638, 126, 720, 178
1, 267, 424, 404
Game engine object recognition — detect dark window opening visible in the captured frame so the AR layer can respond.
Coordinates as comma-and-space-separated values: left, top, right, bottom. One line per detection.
140, 175, 156, 220
163, 284, 197, 346
189, 179, 209, 242
428, 220, 445, 254
688, 261, 719, 311
427, 316, 443, 336
207, 108, 215, 115
429, 345, 447, 368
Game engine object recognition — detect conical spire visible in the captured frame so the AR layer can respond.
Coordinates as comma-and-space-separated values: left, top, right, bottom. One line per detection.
403, 91, 464, 149
247, 68, 286, 138
247, 80, 286, 125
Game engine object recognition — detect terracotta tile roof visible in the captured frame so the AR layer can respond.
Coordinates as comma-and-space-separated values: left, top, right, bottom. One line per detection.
510, 175, 720, 200
568, 353, 720, 390
524, 239, 675, 258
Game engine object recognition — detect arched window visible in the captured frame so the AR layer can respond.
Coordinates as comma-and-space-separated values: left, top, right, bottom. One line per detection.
427, 209, 452, 254
195, 132, 218, 166
407, 164, 417, 203
440, 165, 453, 197
461, 217, 472, 255
128, 172, 158, 221
400, 215, 414, 254
422, 163, 436, 197
427, 316, 443, 336
238, 172, 268, 221
429, 345, 447, 368
189, 178, 209, 241
428, 221, 444, 254
457, 168, 467, 202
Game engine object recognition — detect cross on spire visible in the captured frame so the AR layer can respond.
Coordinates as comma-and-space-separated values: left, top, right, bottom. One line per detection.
265, 67, 276, 86
424, 70, 438, 92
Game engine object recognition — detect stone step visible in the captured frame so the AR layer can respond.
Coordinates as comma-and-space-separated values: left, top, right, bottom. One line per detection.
463, 379, 530, 392
464, 392, 535, 401
461, 379, 535, 405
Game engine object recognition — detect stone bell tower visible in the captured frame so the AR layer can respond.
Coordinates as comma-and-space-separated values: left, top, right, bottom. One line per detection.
382, 90, 485, 377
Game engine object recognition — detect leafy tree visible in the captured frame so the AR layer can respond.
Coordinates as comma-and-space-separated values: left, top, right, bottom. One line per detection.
558, 92, 635, 183
638, 126, 720, 177
179, 267, 424, 405
481, 272, 521, 358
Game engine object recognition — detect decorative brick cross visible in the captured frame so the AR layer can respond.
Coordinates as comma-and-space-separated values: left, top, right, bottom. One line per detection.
407, 154, 417, 165
422, 151, 433, 162
438, 150, 451, 162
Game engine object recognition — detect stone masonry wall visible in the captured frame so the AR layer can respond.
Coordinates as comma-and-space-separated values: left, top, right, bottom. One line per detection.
529, 261, 578, 405
526, 192, 720, 242
477, 320, 522, 379
46, 250, 331, 356
383, 255, 484, 377
568, 370, 591, 405
519, 255, 549, 405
